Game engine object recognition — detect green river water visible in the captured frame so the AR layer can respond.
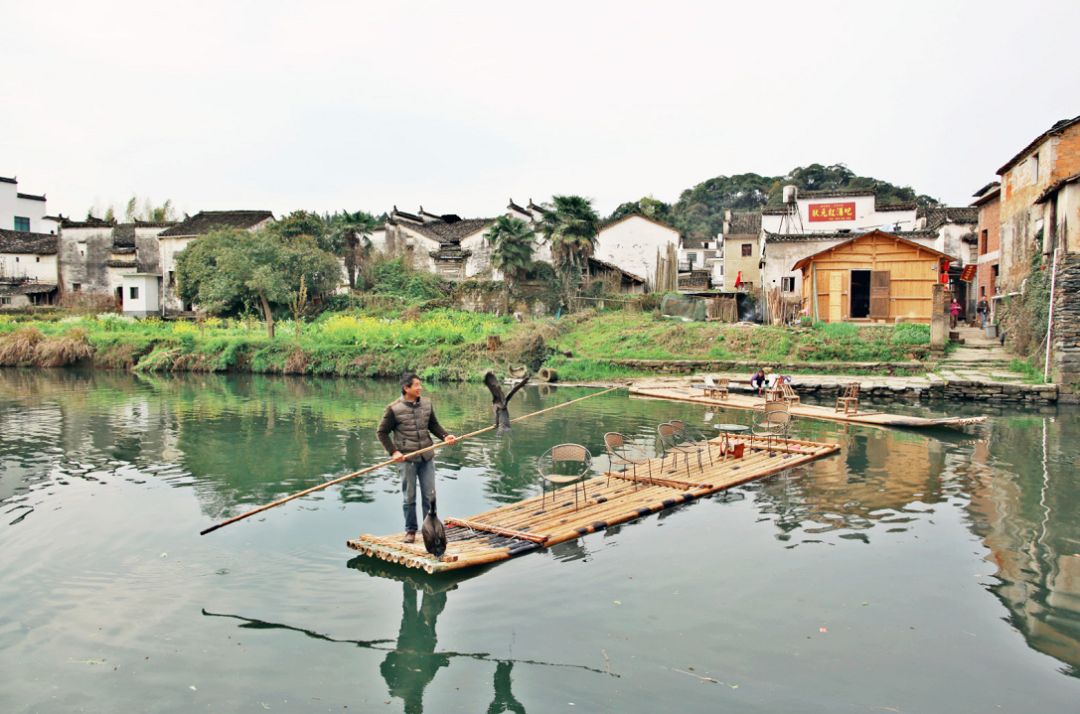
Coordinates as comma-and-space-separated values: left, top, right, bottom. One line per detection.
1, 370, 1078, 713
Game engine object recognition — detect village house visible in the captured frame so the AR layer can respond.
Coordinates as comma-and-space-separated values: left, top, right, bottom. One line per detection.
0, 230, 59, 307
596, 214, 681, 290
913, 205, 979, 316
0, 175, 59, 235
994, 115, 1080, 291
971, 182, 1002, 317
379, 206, 495, 280
720, 211, 760, 291
58, 216, 171, 306
793, 230, 952, 324
760, 187, 920, 301
157, 210, 274, 313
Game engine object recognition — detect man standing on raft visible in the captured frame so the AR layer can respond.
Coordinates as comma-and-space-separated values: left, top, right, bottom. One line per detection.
376, 374, 457, 543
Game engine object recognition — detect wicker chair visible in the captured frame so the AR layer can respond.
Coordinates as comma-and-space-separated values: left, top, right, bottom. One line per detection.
752, 401, 792, 453
536, 443, 592, 510
657, 421, 711, 477
835, 382, 860, 414
703, 375, 729, 400
603, 432, 653, 487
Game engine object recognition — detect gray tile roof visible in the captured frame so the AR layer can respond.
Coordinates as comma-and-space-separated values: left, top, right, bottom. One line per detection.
798, 188, 876, 199
401, 217, 494, 244
727, 212, 761, 235
997, 115, 1080, 175
17, 192, 46, 202
0, 229, 58, 254
60, 216, 115, 229
158, 210, 273, 237
0, 281, 58, 295
920, 206, 979, 230
765, 228, 936, 243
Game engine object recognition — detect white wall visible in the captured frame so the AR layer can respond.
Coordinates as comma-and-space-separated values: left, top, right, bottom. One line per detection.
461, 228, 504, 279
0, 179, 51, 233
762, 237, 847, 297
122, 274, 160, 316
595, 216, 680, 286
0, 252, 58, 282
762, 195, 917, 235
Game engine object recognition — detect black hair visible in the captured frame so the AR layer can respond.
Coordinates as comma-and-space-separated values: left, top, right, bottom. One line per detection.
401, 372, 420, 395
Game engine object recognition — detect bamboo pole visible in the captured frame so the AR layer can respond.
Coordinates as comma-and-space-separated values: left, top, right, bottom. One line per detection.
199, 386, 620, 535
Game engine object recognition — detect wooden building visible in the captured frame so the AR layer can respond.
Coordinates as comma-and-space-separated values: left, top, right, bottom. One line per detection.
792, 230, 953, 323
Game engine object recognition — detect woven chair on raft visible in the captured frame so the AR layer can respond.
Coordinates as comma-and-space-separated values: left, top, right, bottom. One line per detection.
657, 421, 713, 478
835, 382, 860, 415
536, 443, 593, 510
703, 375, 729, 399
604, 432, 653, 488
751, 401, 792, 453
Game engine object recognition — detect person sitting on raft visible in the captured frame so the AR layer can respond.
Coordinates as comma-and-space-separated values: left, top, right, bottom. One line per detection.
750, 368, 768, 395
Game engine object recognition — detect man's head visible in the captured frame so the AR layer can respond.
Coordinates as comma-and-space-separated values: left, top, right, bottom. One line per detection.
401, 373, 422, 400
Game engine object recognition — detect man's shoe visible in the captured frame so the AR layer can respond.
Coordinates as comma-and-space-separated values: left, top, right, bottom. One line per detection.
404, 532, 416, 544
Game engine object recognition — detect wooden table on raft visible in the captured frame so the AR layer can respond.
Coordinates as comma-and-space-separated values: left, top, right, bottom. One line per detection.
630, 385, 987, 430
346, 435, 840, 574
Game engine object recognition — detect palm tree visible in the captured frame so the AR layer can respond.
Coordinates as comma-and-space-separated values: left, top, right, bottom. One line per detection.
329, 210, 379, 288
486, 216, 535, 309
538, 195, 599, 311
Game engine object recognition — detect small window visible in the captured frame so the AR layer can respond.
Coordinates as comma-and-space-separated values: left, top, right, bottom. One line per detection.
14, 216, 29, 232
741, 243, 752, 257
129, 286, 139, 300
72, 283, 82, 292
14, 256, 18, 263
980, 229, 988, 254
0, 296, 11, 305
36, 256, 40, 263
781, 276, 795, 293
167, 271, 176, 288
1030, 153, 1039, 182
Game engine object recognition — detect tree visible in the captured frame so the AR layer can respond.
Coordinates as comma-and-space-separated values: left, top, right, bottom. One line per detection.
328, 210, 380, 288
176, 228, 340, 338
270, 211, 336, 254
538, 195, 600, 311
485, 215, 535, 307
121, 195, 178, 222
607, 195, 672, 223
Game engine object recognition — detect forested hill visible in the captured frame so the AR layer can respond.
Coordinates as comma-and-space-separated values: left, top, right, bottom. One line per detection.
608, 163, 941, 240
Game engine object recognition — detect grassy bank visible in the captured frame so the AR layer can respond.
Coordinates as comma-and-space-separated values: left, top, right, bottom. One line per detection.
0, 308, 936, 381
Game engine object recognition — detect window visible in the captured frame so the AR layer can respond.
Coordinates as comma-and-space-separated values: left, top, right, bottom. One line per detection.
980, 229, 988, 254
687, 253, 696, 268
1030, 153, 1039, 182
72, 283, 81, 292
14, 217, 29, 232
129, 286, 139, 300
0, 297, 10, 305
167, 271, 176, 288
741, 243, 752, 257
14, 257, 18, 263
781, 276, 795, 293
35, 256, 40, 263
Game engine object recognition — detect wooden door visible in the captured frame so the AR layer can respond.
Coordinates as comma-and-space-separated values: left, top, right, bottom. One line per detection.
870, 270, 891, 320
828, 272, 842, 322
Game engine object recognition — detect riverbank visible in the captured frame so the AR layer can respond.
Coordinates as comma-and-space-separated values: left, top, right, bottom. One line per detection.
0, 308, 1042, 397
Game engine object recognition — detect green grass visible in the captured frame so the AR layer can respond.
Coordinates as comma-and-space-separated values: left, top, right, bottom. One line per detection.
1008, 358, 1048, 384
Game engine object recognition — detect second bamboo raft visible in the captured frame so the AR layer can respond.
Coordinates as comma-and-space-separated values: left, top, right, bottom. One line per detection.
347, 435, 839, 574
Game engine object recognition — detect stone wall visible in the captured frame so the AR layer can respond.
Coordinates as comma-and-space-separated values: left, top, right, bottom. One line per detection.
722, 378, 1058, 405
1051, 253, 1080, 394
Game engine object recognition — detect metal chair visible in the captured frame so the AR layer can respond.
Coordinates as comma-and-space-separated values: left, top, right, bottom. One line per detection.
752, 402, 792, 454
657, 421, 711, 477
835, 382, 860, 414
536, 443, 592, 510
603, 432, 653, 487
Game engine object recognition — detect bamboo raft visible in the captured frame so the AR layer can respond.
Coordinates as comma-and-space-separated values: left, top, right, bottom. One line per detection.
347, 435, 840, 574
628, 385, 987, 429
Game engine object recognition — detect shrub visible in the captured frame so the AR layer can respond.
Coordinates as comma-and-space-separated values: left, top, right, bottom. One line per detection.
0, 327, 44, 365
35, 329, 94, 367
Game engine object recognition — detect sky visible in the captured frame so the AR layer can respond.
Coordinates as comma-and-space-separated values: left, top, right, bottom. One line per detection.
2, 0, 1079, 222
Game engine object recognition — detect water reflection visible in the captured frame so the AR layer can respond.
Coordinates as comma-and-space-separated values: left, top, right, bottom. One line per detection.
202, 557, 615, 712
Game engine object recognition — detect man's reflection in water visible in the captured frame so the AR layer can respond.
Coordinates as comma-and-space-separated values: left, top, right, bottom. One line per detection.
487, 661, 526, 714
380, 583, 450, 714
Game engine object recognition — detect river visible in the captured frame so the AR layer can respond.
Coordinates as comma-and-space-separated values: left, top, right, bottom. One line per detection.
1, 370, 1078, 713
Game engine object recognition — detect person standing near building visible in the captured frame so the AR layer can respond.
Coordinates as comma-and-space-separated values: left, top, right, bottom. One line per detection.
949, 298, 961, 329
977, 295, 990, 329
376, 374, 457, 543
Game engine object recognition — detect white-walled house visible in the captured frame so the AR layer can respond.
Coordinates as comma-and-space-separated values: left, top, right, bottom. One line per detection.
121, 274, 161, 317
0, 175, 58, 235
597, 214, 680, 289
59, 217, 171, 305
382, 207, 495, 280
157, 210, 274, 312
0, 230, 59, 307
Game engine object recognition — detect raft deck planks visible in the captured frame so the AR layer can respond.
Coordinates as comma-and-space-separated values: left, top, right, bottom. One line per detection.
628, 385, 987, 429
347, 436, 839, 574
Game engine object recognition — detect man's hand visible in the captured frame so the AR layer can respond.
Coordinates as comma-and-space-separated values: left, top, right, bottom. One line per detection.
391, 451, 405, 463
445, 434, 457, 445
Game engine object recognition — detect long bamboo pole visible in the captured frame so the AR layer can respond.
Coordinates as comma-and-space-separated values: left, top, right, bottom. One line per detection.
199, 386, 620, 535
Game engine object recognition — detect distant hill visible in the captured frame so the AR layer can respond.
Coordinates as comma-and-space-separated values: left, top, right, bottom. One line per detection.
608, 163, 941, 239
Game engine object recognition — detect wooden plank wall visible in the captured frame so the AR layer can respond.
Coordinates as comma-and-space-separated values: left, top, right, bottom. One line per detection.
800, 234, 939, 323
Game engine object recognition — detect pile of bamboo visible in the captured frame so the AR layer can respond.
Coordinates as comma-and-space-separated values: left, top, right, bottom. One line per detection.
347, 435, 840, 574
763, 287, 803, 325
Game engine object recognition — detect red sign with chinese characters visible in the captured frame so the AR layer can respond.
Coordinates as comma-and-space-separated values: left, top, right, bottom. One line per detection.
808, 202, 856, 222
960, 264, 977, 282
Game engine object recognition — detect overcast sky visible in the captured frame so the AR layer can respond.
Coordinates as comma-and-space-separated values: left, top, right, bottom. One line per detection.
2, 1, 1078, 221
